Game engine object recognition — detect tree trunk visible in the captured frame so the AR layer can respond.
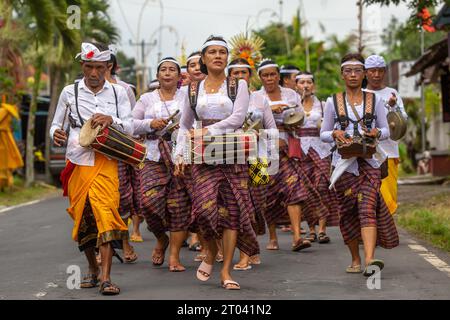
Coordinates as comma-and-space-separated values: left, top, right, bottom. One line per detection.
44, 65, 62, 183
25, 54, 43, 187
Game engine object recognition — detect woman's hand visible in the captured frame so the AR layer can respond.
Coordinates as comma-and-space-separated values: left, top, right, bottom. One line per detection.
271, 104, 289, 114
332, 130, 353, 144
150, 118, 168, 130
173, 155, 186, 177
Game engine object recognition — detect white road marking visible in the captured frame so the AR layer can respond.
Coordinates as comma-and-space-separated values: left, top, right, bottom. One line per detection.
0, 200, 43, 215
408, 244, 450, 278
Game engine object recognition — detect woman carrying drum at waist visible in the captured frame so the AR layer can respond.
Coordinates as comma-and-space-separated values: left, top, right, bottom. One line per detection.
132, 57, 191, 272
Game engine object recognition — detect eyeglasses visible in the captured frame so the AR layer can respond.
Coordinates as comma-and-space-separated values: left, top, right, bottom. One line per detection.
342, 68, 364, 75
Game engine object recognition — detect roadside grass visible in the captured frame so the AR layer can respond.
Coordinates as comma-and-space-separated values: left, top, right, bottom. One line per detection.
0, 176, 60, 207
397, 192, 450, 253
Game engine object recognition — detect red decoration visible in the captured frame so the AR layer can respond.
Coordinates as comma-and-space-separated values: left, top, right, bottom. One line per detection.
418, 7, 436, 32
86, 51, 95, 59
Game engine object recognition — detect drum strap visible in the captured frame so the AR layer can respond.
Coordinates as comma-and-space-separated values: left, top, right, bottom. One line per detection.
332, 91, 376, 131
188, 77, 239, 121
73, 81, 120, 127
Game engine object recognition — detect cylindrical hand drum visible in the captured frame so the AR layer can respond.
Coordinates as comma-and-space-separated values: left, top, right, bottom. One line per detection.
79, 118, 147, 166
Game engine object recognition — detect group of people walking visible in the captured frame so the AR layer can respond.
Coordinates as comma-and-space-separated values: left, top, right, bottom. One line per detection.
50, 35, 403, 295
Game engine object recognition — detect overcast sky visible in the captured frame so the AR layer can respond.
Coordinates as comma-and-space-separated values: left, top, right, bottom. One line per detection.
108, 0, 412, 78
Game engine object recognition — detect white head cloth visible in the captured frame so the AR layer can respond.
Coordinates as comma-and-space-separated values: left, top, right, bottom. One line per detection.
186, 55, 201, 63
365, 55, 386, 69
108, 44, 118, 56
258, 63, 279, 73
75, 42, 111, 62
280, 68, 299, 74
201, 40, 229, 52
341, 60, 364, 68
158, 58, 180, 69
228, 64, 251, 70
296, 74, 314, 81
181, 67, 187, 73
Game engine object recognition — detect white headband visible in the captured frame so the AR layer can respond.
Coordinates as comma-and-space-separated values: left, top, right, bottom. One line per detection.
341, 60, 364, 68
75, 42, 111, 62
228, 64, 251, 70
280, 69, 299, 74
158, 58, 180, 69
258, 63, 279, 73
186, 55, 201, 64
201, 40, 229, 51
296, 74, 314, 80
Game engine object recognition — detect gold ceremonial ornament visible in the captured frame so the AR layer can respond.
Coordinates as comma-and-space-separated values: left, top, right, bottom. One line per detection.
386, 108, 407, 141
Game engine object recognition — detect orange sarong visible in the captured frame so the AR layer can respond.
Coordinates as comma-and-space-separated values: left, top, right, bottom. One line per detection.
67, 153, 128, 246
380, 158, 400, 215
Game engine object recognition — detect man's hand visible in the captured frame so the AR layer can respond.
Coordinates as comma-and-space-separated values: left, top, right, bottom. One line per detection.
150, 118, 168, 130
91, 113, 113, 130
53, 129, 67, 147
388, 93, 397, 107
271, 104, 289, 114
332, 130, 353, 144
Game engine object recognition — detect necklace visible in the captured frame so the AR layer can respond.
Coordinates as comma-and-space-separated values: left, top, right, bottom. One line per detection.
158, 89, 174, 116
346, 92, 363, 106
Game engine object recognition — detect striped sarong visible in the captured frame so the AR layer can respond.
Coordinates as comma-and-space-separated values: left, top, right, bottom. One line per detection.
299, 148, 340, 227
118, 162, 142, 221
190, 163, 260, 257
334, 159, 399, 249
249, 184, 267, 236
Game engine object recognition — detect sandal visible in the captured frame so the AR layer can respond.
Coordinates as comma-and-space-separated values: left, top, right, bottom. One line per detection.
189, 241, 202, 252
233, 263, 252, 271
281, 225, 292, 233
216, 253, 224, 263
194, 253, 207, 262
363, 259, 385, 277
305, 232, 317, 242
292, 238, 312, 252
124, 247, 138, 263
99, 281, 120, 295
221, 280, 240, 290
249, 255, 261, 265
266, 240, 279, 250
151, 235, 169, 266
346, 265, 362, 273
169, 264, 186, 272
318, 232, 330, 244
130, 234, 143, 243
197, 260, 213, 281
80, 274, 100, 288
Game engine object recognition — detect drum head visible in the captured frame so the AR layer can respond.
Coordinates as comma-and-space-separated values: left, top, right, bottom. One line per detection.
387, 111, 407, 141
79, 118, 101, 147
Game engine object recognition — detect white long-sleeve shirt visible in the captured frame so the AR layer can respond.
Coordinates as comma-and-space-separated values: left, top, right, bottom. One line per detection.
320, 92, 390, 175
50, 78, 132, 166
133, 89, 185, 162
363, 87, 407, 158
175, 78, 249, 157
300, 96, 333, 159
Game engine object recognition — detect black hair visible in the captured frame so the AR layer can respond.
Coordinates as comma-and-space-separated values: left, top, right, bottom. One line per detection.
279, 64, 300, 86
109, 54, 118, 76
257, 59, 279, 75
92, 42, 109, 52
296, 71, 315, 83
228, 58, 252, 77
156, 57, 181, 74
199, 35, 228, 75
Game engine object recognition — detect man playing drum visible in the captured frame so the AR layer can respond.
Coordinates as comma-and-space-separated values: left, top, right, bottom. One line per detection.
50, 42, 133, 295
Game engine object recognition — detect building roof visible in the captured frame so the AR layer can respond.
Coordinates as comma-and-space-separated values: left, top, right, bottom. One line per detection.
405, 37, 448, 77
433, 4, 450, 30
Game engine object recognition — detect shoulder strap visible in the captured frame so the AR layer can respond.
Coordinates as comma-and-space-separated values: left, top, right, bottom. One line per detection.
319, 99, 324, 117
363, 91, 376, 128
74, 81, 84, 126
226, 76, 239, 104
332, 92, 348, 130
111, 84, 120, 119
188, 81, 200, 121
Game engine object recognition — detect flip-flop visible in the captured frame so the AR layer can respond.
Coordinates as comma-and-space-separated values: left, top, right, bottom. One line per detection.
169, 264, 186, 272
346, 265, 362, 273
130, 235, 143, 243
292, 239, 312, 252
318, 232, 330, 244
233, 264, 252, 271
194, 253, 206, 262
221, 280, 240, 290
152, 236, 169, 266
189, 242, 202, 252
363, 259, 385, 277
305, 233, 317, 242
80, 274, 100, 288
216, 253, 224, 263
266, 240, 279, 250
196, 261, 213, 281
249, 255, 261, 265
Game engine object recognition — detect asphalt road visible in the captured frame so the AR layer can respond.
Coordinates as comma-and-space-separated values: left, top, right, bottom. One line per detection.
0, 187, 450, 300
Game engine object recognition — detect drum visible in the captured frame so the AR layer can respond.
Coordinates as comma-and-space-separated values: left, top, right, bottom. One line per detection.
387, 110, 407, 141
336, 135, 377, 159
79, 118, 147, 166
188, 132, 258, 164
